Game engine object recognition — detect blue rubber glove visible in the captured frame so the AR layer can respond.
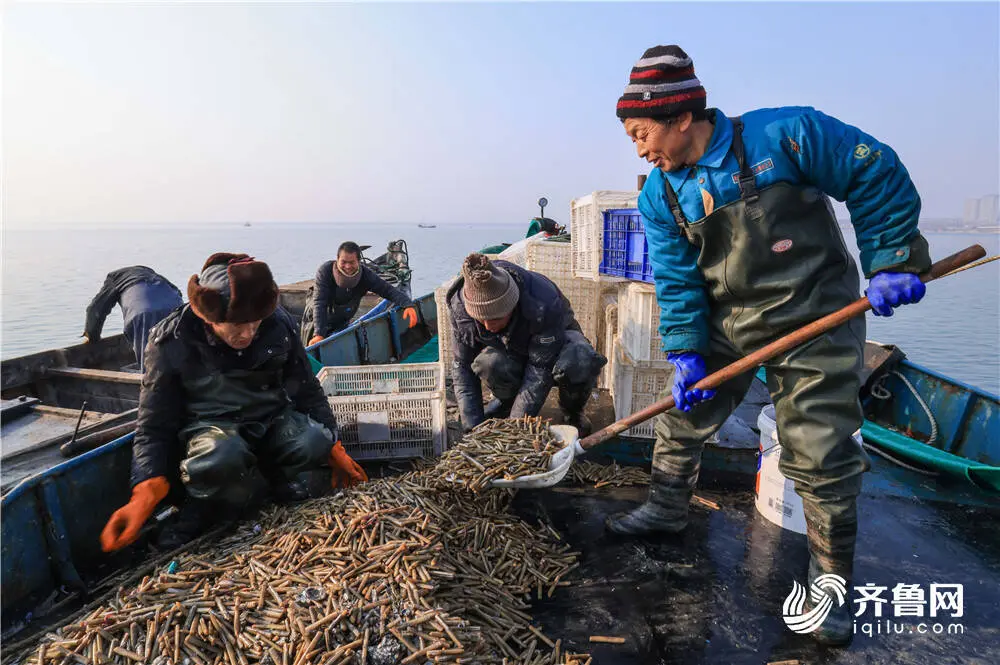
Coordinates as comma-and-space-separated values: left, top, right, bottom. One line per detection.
866, 272, 926, 317
666, 352, 716, 412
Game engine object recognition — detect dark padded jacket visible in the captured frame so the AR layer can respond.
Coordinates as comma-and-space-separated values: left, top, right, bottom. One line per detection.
313, 263, 412, 337
447, 261, 579, 426
84, 266, 182, 340
130, 305, 337, 486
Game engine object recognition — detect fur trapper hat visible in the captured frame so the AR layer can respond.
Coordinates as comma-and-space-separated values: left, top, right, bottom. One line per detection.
187, 253, 279, 324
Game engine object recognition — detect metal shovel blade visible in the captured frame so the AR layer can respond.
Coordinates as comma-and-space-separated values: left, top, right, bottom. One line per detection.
489, 425, 584, 489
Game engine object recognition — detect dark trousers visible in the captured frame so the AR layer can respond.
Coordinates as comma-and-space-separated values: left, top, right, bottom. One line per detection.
120, 281, 183, 371
653, 319, 870, 568
124, 309, 175, 371
471, 330, 603, 416
178, 408, 333, 507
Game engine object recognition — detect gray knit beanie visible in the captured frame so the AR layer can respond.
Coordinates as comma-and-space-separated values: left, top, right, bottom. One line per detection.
461, 253, 519, 321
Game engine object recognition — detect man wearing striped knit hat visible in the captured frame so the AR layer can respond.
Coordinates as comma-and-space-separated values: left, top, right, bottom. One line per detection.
610, 44, 931, 646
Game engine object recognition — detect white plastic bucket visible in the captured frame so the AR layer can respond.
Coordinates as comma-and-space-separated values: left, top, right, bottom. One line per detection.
755, 405, 862, 534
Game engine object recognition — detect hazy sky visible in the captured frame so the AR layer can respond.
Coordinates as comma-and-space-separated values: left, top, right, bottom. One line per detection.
4, 1, 998, 227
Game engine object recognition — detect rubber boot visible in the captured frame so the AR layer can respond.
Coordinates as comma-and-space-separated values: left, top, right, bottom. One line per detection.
560, 410, 592, 437
804, 554, 854, 646
803, 512, 857, 646
156, 498, 214, 550
483, 398, 513, 420
271, 477, 312, 505
604, 469, 694, 536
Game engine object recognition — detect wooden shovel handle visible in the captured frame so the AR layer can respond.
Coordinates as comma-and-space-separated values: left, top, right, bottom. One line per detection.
580, 244, 987, 450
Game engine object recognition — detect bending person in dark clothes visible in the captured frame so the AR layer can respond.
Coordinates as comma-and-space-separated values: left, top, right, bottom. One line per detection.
303, 241, 419, 346
447, 253, 607, 436
83, 266, 184, 371
99, 253, 367, 553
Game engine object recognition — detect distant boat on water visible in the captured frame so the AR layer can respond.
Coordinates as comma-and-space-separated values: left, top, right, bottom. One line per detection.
244, 221, 252, 227
418, 224, 436, 228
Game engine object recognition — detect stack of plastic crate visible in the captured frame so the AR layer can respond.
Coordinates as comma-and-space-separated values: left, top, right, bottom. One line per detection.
599, 209, 653, 283
317, 363, 447, 460
600, 298, 618, 390
609, 341, 674, 438
525, 238, 602, 346
570, 191, 639, 281
434, 276, 459, 375
610, 281, 671, 438
617, 282, 667, 363
496, 231, 547, 268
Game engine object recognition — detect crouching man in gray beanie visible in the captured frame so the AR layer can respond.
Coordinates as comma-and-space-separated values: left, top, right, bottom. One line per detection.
446, 253, 607, 435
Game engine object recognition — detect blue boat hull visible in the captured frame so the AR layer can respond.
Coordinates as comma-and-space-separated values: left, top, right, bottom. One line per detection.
1, 292, 438, 634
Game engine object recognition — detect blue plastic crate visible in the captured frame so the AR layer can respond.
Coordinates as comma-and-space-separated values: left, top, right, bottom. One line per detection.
599, 209, 653, 283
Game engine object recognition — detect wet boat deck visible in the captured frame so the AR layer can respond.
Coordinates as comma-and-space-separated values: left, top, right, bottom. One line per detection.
511, 453, 1000, 664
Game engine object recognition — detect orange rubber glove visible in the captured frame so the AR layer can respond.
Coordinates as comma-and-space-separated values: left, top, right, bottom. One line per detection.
329, 441, 368, 489
100, 476, 170, 552
308, 335, 325, 346
402, 307, 418, 329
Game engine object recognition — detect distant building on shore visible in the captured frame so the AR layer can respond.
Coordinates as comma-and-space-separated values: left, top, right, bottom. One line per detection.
964, 195, 1000, 226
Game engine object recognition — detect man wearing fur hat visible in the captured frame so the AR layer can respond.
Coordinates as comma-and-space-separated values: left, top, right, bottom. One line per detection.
612, 44, 931, 645
304, 241, 418, 346
100, 253, 368, 552
447, 253, 606, 435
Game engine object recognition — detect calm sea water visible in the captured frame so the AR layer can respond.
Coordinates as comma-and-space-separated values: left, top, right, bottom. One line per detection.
2, 224, 998, 394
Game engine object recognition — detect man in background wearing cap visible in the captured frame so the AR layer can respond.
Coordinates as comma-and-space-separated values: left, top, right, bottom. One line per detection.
525, 217, 564, 238
446, 253, 606, 435
100, 253, 368, 552
304, 241, 419, 346
611, 45, 930, 645
82, 266, 184, 372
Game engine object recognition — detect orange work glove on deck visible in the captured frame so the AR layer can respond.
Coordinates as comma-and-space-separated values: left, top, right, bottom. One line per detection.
100, 476, 170, 552
402, 307, 419, 329
330, 442, 368, 488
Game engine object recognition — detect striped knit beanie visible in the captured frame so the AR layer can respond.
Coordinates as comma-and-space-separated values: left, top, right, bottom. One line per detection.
616, 45, 707, 120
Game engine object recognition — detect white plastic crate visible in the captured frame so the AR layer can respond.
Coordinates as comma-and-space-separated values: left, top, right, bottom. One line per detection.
570, 191, 639, 281
600, 301, 618, 390
525, 238, 602, 345
610, 341, 673, 439
618, 282, 669, 363
317, 363, 447, 460
435, 276, 459, 375
496, 232, 547, 267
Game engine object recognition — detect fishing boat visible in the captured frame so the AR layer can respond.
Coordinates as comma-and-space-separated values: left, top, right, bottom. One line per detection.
2, 237, 999, 662
0, 241, 414, 492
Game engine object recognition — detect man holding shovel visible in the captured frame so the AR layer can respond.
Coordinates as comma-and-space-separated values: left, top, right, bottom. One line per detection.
610, 45, 930, 645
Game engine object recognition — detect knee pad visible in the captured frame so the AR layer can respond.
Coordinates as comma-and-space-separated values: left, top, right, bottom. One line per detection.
297, 421, 336, 466
181, 430, 254, 495
553, 340, 606, 386
471, 348, 524, 400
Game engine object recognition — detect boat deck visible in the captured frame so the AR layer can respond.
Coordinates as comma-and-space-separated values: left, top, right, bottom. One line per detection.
2, 405, 122, 491
5, 453, 997, 663
515, 452, 1000, 663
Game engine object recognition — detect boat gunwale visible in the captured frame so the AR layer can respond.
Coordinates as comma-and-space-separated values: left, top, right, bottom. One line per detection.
899, 357, 1000, 403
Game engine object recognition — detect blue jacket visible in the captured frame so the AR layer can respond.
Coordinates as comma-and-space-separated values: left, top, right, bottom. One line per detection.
639, 107, 925, 355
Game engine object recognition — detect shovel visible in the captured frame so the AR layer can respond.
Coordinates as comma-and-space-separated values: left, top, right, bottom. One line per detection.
494, 244, 990, 489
